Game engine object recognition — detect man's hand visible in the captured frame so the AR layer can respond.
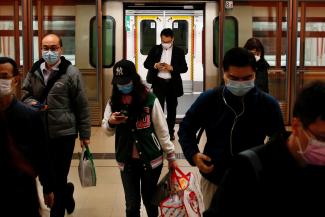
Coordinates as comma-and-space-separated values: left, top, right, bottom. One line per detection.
44, 192, 54, 208
80, 138, 90, 148
192, 153, 214, 174
155, 62, 173, 72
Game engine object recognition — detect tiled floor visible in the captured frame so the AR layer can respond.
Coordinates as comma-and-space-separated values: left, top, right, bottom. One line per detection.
38, 125, 206, 217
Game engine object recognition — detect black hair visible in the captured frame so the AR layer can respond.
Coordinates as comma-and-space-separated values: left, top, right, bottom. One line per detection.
293, 81, 325, 128
42, 33, 63, 47
160, 28, 174, 38
223, 47, 257, 72
0, 56, 19, 76
110, 70, 149, 118
244, 37, 265, 60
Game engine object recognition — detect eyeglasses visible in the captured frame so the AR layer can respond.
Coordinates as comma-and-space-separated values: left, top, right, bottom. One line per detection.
42, 45, 60, 52
226, 73, 255, 81
0, 74, 14, 79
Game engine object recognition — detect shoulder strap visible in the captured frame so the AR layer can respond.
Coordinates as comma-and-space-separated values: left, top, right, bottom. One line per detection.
196, 127, 205, 144
239, 148, 263, 182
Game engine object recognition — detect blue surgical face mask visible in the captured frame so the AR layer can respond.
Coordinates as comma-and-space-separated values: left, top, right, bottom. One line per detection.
225, 78, 255, 96
117, 82, 133, 94
42, 50, 60, 65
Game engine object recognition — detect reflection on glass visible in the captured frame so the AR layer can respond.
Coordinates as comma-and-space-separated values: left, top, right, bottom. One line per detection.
90, 16, 115, 68
172, 20, 188, 54
213, 16, 238, 66
140, 20, 156, 55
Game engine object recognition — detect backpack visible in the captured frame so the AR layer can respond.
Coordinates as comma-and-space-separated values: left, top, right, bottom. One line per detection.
239, 145, 265, 182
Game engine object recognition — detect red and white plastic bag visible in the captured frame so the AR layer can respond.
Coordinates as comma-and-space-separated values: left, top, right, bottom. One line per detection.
160, 167, 203, 217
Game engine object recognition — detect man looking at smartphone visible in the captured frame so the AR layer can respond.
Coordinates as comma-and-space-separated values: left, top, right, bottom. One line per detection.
144, 28, 188, 140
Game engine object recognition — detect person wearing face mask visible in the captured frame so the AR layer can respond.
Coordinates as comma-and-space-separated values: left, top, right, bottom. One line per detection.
144, 28, 188, 141
0, 57, 54, 216
102, 59, 177, 217
21, 33, 91, 217
244, 37, 270, 93
178, 47, 285, 210
204, 81, 325, 217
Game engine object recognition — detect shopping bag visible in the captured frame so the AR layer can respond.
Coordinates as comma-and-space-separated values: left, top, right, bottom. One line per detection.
160, 192, 187, 217
160, 167, 204, 217
78, 145, 96, 187
152, 170, 172, 206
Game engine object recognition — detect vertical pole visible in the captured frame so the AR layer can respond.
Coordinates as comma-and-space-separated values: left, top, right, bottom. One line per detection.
287, 0, 298, 124
218, 0, 225, 85
96, 0, 103, 120
37, 0, 44, 60
22, 0, 33, 77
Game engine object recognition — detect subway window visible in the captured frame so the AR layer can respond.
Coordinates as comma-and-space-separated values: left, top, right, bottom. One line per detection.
172, 20, 188, 54
213, 16, 238, 66
140, 20, 156, 55
90, 16, 115, 68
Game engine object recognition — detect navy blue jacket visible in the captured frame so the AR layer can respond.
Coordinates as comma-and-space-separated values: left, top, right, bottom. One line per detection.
1, 98, 53, 216
178, 86, 285, 184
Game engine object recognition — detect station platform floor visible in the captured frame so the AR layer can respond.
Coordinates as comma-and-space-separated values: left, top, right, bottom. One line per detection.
38, 125, 205, 217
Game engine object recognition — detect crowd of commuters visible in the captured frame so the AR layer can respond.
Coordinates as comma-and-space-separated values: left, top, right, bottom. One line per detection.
2, 30, 325, 217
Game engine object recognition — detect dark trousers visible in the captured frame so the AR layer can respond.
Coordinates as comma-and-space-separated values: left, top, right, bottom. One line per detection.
153, 77, 178, 136
120, 159, 163, 217
49, 135, 76, 217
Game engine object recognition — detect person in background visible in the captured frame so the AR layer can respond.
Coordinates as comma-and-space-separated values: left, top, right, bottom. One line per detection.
0, 56, 54, 216
102, 59, 177, 217
144, 28, 188, 140
21, 33, 91, 217
178, 47, 285, 209
204, 81, 325, 216
244, 37, 270, 93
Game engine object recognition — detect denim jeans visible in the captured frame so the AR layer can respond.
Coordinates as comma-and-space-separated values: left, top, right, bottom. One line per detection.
120, 159, 163, 217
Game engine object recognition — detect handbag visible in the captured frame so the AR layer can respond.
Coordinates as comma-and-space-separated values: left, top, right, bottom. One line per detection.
78, 145, 97, 187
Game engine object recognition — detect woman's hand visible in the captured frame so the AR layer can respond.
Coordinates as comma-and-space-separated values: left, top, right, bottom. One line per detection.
168, 160, 178, 170
108, 112, 128, 125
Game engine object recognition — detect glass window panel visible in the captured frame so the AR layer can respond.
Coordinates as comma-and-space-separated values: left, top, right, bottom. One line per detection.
304, 21, 325, 66
140, 20, 156, 55
90, 15, 115, 68
213, 16, 238, 66
172, 20, 188, 54
0, 6, 14, 59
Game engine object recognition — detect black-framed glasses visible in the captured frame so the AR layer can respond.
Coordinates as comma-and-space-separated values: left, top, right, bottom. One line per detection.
42, 45, 60, 52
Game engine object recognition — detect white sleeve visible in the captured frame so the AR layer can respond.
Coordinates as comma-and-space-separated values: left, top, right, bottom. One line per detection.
151, 98, 176, 161
101, 101, 115, 136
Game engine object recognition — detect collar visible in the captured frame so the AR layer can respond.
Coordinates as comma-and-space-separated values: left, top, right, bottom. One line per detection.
40, 59, 61, 72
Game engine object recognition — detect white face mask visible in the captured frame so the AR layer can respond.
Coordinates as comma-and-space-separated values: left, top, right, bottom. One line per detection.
255, 55, 261, 62
0, 79, 13, 97
162, 43, 172, 50
225, 78, 255, 96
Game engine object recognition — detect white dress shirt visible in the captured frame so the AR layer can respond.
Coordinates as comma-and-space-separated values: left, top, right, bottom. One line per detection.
158, 46, 173, 79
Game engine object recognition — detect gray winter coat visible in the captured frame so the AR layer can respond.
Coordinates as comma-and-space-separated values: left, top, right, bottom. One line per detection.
21, 57, 91, 139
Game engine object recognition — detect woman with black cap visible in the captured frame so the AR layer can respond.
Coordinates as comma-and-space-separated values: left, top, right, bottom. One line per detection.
102, 59, 177, 217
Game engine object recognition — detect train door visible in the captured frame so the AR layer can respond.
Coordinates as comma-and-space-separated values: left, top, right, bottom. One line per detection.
125, 7, 204, 118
